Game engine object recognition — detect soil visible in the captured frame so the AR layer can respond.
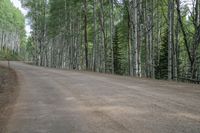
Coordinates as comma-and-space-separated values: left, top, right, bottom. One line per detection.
0, 66, 19, 132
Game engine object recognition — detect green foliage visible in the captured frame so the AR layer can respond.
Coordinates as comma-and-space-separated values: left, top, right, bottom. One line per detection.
155, 29, 168, 79
113, 27, 123, 74
0, 0, 25, 60
0, 0, 25, 32
0, 49, 20, 61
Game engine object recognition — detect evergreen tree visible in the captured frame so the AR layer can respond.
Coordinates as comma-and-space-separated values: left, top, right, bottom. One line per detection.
113, 27, 122, 75
156, 29, 168, 79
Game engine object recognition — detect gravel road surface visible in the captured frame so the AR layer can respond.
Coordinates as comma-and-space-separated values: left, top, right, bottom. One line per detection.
1, 61, 200, 133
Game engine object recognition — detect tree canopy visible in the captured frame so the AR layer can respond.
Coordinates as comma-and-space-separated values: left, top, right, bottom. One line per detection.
0, 0, 25, 59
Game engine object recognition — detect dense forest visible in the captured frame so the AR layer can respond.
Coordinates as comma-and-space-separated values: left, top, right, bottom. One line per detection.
18, 0, 200, 81
0, 0, 25, 60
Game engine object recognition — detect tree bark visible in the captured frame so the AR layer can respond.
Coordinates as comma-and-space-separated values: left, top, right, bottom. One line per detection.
168, 0, 174, 80
84, 0, 89, 70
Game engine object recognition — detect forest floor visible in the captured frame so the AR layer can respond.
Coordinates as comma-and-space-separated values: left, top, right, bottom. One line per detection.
0, 61, 200, 133
0, 65, 19, 132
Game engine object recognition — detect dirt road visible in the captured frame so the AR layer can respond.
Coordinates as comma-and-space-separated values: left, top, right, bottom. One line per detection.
1, 61, 200, 133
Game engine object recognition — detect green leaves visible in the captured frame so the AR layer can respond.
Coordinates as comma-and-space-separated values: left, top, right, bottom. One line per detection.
0, 0, 25, 31
0, 0, 25, 60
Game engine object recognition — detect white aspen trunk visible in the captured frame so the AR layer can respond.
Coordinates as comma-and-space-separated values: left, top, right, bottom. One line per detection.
151, 0, 155, 78
126, 1, 133, 76
145, 0, 149, 77
134, 0, 139, 76
84, 0, 89, 70
156, 0, 161, 79
174, 18, 180, 80
168, 0, 174, 80
110, 0, 114, 74
77, 16, 82, 70
0, 30, 2, 50
196, 0, 200, 79
137, 0, 142, 77
96, 24, 100, 73
149, 15, 153, 78
99, 0, 106, 73
93, 0, 97, 72
42, 0, 48, 67
129, 21, 133, 76
196, 0, 200, 26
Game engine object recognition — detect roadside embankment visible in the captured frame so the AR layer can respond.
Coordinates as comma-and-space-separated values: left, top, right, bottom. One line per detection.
0, 66, 19, 132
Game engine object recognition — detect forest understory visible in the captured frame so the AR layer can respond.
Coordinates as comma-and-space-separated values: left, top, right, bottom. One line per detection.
0, 66, 19, 133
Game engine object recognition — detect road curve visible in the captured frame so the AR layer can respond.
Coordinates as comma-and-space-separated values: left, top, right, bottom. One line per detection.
1, 61, 200, 133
